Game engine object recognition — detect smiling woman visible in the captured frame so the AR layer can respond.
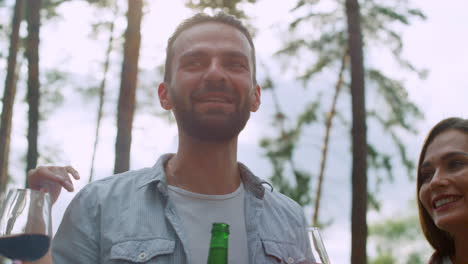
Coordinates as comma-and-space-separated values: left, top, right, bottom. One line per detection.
416, 117, 468, 264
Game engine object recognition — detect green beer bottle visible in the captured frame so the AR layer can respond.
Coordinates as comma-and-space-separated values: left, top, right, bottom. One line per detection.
207, 222, 229, 264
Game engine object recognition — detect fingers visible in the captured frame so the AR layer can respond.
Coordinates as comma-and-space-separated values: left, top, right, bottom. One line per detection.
49, 166, 75, 192
65, 165, 80, 180
29, 166, 61, 183
29, 165, 80, 192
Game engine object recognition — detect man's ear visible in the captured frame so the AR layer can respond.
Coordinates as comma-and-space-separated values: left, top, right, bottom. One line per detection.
158, 82, 173, 110
250, 84, 261, 112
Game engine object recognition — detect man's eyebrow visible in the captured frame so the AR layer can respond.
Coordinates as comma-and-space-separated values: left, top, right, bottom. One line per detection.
178, 50, 249, 62
420, 151, 468, 169
223, 51, 248, 60
179, 50, 207, 60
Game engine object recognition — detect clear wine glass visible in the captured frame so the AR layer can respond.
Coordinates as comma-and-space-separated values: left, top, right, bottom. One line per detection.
0, 188, 52, 261
308, 227, 331, 264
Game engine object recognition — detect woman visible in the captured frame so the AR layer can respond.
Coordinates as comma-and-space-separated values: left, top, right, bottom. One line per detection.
417, 117, 468, 263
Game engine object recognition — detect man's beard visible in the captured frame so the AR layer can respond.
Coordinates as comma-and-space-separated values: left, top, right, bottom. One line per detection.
170, 83, 251, 142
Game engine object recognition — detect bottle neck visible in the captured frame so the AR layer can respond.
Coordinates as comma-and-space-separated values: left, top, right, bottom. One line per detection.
207, 224, 229, 264
209, 230, 228, 248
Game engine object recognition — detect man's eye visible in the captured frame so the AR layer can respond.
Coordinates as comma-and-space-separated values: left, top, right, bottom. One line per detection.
226, 61, 246, 69
183, 59, 203, 68
448, 160, 466, 170
187, 61, 202, 66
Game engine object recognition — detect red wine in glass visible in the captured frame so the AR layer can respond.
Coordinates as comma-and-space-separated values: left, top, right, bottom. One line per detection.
0, 234, 50, 261
0, 189, 52, 261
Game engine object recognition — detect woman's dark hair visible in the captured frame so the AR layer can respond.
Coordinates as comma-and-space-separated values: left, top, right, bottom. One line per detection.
417, 117, 468, 257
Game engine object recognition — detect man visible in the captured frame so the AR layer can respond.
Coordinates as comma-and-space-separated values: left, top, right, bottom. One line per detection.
28, 12, 314, 263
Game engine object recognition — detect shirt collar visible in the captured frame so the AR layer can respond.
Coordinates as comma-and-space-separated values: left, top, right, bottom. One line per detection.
136, 153, 172, 189
136, 153, 269, 199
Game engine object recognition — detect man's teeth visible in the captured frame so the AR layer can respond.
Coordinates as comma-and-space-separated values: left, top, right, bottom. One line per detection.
435, 196, 460, 208
203, 98, 228, 103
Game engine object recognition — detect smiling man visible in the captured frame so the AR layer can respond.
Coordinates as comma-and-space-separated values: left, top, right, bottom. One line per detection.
28, 13, 314, 264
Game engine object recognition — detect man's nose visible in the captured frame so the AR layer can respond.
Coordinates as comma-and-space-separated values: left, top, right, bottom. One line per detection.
204, 60, 227, 82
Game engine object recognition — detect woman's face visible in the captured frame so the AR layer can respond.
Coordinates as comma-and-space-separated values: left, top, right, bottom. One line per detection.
419, 129, 468, 234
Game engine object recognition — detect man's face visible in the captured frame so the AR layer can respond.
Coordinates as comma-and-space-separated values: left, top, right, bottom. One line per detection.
159, 22, 261, 141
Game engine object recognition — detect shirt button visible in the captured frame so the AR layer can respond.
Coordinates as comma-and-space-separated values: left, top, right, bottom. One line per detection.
287, 257, 295, 263
138, 252, 147, 260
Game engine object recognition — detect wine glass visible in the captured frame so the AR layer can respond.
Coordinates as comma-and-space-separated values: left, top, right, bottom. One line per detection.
0, 188, 52, 261
308, 227, 331, 264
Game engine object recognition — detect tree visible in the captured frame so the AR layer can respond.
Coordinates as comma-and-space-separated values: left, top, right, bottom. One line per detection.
0, 0, 24, 192
369, 206, 430, 264
345, 0, 367, 262
184, 0, 258, 35
313, 50, 348, 225
261, 0, 426, 261
89, 2, 119, 182
185, 0, 257, 19
114, 0, 143, 174
259, 73, 318, 207
270, 0, 425, 204
25, 0, 42, 181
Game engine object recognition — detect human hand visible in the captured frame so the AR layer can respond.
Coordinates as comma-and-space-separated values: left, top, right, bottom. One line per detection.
27, 165, 80, 205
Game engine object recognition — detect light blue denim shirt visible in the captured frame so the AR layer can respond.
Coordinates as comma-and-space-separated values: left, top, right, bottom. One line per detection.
52, 154, 314, 263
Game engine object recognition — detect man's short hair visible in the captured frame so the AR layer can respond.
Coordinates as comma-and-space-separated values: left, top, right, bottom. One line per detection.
163, 12, 257, 84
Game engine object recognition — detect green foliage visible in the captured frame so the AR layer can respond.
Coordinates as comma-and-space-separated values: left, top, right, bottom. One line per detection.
367, 190, 381, 211
370, 215, 420, 241
185, 0, 257, 19
87, 0, 121, 39
369, 213, 430, 264
184, 0, 259, 35
264, 0, 426, 212
41, 0, 68, 19
370, 252, 396, 264
37, 69, 68, 119
260, 77, 320, 206
406, 253, 424, 264
297, 101, 321, 128
86, 0, 115, 8
367, 69, 423, 132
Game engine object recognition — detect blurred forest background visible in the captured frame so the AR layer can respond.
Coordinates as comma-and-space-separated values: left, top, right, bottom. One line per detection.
0, 0, 467, 263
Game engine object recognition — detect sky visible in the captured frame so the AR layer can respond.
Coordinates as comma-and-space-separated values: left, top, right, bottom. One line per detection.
2, 0, 468, 263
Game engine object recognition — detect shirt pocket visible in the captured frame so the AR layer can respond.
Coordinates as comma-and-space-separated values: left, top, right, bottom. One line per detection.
261, 239, 308, 264
109, 238, 175, 263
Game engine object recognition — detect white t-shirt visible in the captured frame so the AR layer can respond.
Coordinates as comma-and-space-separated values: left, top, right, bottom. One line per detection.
168, 183, 248, 264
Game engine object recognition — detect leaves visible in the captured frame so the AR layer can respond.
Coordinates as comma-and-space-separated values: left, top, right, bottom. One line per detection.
185, 0, 253, 19
41, 0, 69, 19
260, 76, 321, 206
262, 0, 426, 236
297, 101, 320, 127
370, 216, 420, 241
374, 6, 409, 25
367, 68, 424, 132
369, 210, 430, 263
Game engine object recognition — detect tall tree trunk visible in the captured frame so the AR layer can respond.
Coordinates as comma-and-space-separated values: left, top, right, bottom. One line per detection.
0, 0, 24, 192
346, 0, 368, 263
89, 6, 118, 183
25, 0, 42, 183
114, 0, 142, 174
313, 50, 348, 226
